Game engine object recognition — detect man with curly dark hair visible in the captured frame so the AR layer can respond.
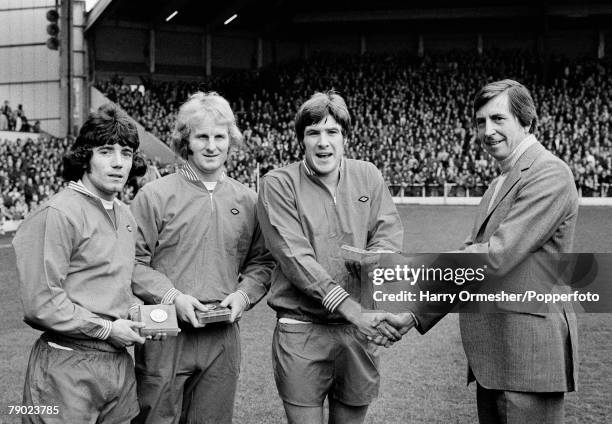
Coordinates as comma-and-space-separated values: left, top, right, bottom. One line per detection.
13, 103, 148, 423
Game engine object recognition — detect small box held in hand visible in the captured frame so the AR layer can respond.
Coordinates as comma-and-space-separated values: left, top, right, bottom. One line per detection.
136, 304, 181, 336
340, 245, 394, 264
195, 303, 232, 325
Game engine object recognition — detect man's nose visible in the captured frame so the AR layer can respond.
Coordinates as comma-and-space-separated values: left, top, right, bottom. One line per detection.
111, 150, 124, 167
317, 133, 331, 147
204, 138, 217, 151
484, 120, 495, 137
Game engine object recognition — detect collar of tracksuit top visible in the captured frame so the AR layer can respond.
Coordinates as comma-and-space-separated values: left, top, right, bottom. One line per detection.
69, 180, 120, 229
301, 157, 344, 202
178, 162, 226, 187
68, 180, 121, 208
301, 157, 344, 178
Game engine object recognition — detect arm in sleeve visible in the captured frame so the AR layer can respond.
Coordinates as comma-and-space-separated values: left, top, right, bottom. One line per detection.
130, 188, 181, 304
460, 163, 577, 275
256, 176, 349, 312
408, 273, 464, 334
365, 166, 404, 253
236, 216, 275, 308
13, 208, 113, 339
413, 163, 577, 333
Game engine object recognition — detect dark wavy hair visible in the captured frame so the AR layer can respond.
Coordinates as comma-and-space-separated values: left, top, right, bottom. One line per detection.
62, 103, 147, 181
294, 91, 352, 143
473, 79, 538, 133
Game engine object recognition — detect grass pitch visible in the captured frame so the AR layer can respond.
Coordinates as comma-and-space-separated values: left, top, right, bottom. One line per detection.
1, 205, 611, 423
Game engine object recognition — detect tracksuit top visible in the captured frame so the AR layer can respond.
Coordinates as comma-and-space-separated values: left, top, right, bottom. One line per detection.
257, 158, 404, 323
130, 165, 274, 306
13, 182, 139, 341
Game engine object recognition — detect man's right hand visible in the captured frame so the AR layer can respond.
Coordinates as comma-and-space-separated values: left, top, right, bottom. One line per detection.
108, 319, 146, 347
381, 312, 416, 335
174, 293, 208, 328
336, 298, 404, 347
367, 312, 416, 347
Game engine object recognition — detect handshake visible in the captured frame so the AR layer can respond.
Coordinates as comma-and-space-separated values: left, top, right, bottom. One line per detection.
341, 245, 417, 347
336, 294, 416, 348
363, 311, 417, 347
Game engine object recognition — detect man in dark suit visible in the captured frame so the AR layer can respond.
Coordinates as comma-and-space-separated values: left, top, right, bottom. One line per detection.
379, 79, 579, 424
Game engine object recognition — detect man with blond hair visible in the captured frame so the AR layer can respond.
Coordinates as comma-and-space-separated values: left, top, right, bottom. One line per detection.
131, 91, 274, 424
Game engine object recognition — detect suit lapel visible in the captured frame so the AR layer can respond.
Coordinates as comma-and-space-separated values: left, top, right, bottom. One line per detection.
474, 141, 545, 238
473, 182, 496, 237
486, 166, 521, 215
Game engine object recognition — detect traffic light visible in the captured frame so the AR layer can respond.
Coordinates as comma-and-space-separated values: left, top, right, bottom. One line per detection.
46, 9, 59, 50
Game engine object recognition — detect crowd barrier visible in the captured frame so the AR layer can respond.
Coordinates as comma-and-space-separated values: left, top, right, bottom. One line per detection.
387, 183, 612, 199
389, 183, 612, 205
0, 219, 20, 235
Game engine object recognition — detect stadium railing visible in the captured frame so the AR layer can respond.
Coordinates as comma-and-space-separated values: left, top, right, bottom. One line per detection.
388, 183, 488, 198
388, 183, 612, 198
578, 184, 612, 197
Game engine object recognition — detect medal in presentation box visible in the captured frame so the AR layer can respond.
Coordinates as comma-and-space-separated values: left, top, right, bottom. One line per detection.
136, 304, 181, 336
195, 303, 232, 325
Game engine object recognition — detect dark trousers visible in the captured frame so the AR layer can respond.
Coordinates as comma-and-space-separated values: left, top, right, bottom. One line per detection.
133, 323, 240, 424
476, 383, 565, 424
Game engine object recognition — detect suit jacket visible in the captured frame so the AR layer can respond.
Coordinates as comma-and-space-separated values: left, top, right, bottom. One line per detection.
414, 140, 579, 393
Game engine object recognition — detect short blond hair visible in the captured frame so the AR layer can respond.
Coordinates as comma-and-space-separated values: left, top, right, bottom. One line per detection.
171, 91, 243, 159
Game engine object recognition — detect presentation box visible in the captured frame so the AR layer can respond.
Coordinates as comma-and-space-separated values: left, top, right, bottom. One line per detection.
136, 304, 180, 336
196, 303, 232, 325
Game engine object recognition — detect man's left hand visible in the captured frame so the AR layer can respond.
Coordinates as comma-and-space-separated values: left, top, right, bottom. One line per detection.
220, 292, 248, 322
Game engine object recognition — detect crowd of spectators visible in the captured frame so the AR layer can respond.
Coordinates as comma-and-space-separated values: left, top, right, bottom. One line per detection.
2, 51, 612, 222
1, 100, 46, 224
98, 51, 612, 197
0, 136, 70, 222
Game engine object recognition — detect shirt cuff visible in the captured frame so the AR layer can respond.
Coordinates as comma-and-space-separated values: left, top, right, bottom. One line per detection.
236, 289, 251, 309
161, 288, 182, 305
128, 303, 140, 320
407, 311, 419, 329
322, 286, 350, 313
93, 320, 113, 340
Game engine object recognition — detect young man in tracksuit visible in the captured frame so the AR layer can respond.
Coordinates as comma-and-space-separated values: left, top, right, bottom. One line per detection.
130, 91, 275, 424
13, 104, 148, 423
257, 91, 404, 424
